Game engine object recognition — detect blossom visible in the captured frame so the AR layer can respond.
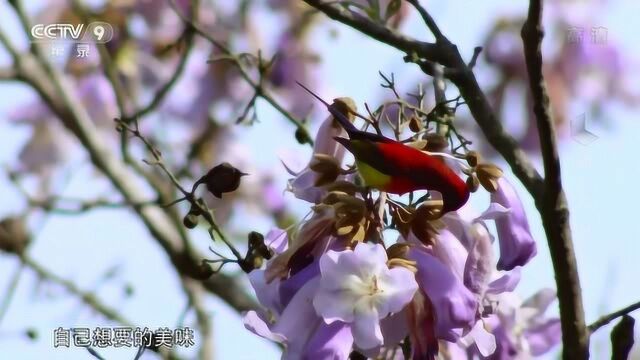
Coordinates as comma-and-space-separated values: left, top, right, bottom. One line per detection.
286, 109, 349, 203
481, 177, 537, 271
313, 242, 418, 350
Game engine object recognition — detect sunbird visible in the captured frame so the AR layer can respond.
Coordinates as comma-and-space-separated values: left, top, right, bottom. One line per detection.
298, 82, 470, 213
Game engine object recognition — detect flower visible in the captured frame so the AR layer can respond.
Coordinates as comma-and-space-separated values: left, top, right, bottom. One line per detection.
286, 104, 352, 203
313, 242, 419, 350
481, 177, 537, 271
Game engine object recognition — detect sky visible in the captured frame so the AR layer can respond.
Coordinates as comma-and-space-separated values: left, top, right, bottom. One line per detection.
1, 0, 640, 359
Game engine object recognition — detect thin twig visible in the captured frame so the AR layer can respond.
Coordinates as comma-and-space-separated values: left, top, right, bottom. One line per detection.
588, 301, 640, 333
168, 0, 314, 145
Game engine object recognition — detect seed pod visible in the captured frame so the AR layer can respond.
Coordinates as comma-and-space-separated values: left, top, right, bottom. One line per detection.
387, 243, 411, 260
0, 217, 29, 255
331, 97, 357, 121
248, 231, 265, 249
415, 200, 443, 221
295, 127, 312, 144
466, 151, 480, 167
183, 213, 199, 229
196, 162, 247, 198
466, 174, 480, 192
408, 116, 423, 132
424, 133, 448, 152
476, 163, 503, 193
309, 154, 340, 186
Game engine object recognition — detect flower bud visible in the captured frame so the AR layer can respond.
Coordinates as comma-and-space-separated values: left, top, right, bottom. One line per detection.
197, 162, 247, 198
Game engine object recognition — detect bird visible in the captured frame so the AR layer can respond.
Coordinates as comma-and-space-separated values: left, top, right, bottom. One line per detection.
297, 82, 470, 213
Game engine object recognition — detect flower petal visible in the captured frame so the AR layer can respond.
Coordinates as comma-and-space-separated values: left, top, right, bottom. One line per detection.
524, 318, 562, 355
487, 267, 522, 294
409, 247, 477, 341
242, 310, 286, 343
463, 223, 495, 298
376, 267, 419, 317
301, 322, 354, 360
272, 277, 320, 346
491, 177, 537, 271
248, 269, 282, 314
265, 228, 288, 254
352, 309, 383, 350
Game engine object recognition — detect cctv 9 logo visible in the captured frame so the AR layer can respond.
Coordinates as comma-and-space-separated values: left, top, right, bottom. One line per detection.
30, 22, 114, 43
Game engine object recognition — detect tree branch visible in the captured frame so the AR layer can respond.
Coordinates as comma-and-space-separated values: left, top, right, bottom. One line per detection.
0, 15, 257, 315
521, 0, 588, 358
302, 0, 544, 196
588, 301, 640, 334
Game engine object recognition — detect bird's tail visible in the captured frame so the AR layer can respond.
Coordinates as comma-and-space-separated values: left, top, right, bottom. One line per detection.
296, 81, 358, 136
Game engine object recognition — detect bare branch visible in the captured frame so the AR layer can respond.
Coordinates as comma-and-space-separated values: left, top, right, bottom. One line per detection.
1, 7, 258, 314
588, 301, 640, 334
169, 0, 319, 145
521, 0, 588, 358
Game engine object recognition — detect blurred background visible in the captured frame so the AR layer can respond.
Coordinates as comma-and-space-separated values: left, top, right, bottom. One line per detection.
0, 0, 639, 359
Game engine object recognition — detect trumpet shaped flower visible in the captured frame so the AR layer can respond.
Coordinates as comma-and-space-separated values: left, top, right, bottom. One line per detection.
313, 242, 419, 350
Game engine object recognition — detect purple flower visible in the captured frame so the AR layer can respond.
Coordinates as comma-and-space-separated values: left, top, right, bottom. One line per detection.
463, 223, 495, 300
408, 246, 477, 342
313, 242, 418, 350
490, 289, 562, 358
479, 177, 537, 271
286, 114, 347, 203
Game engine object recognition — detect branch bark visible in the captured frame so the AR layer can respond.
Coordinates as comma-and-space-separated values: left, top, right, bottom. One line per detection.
589, 300, 640, 333
521, 0, 588, 358
303, 1, 587, 358
302, 0, 543, 196
0, 16, 257, 315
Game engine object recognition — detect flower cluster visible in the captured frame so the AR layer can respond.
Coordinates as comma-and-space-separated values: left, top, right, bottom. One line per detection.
243, 100, 561, 359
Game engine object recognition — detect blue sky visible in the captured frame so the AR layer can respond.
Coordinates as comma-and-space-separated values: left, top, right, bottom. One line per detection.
1, 0, 640, 359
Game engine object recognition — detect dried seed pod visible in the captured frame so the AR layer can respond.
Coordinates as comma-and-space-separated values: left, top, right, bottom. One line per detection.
182, 213, 199, 229
408, 116, 423, 132
406, 140, 428, 150
387, 258, 418, 273
466, 174, 480, 192
387, 243, 411, 260
466, 151, 480, 167
415, 200, 444, 221
309, 154, 340, 186
424, 133, 448, 152
476, 163, 503, 178
196, 162, 247, 198
476, 163, 503, 193
0, 217, 29, 255
331, 97, 357, 121
324, 180, 361, 195
295, 127, 312, 144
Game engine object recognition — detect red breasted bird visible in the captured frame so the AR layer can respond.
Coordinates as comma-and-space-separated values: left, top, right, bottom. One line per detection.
298, 82, 470, 213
